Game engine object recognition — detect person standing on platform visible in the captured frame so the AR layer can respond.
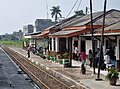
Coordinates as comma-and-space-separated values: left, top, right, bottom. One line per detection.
74, 46, 78, 61
95, 48, 100, 68
27, 45, 31, 58
80, 52, 86, 64
88, 49, 93, 67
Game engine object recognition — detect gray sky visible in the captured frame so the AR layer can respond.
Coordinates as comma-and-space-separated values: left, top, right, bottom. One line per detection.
0, 0, 120, 35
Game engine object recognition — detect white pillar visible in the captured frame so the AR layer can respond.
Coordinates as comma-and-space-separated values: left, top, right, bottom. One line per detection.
49, 38, 51, 51
55, 38, 59, 52
30, 39, 32, 45
97, 40, 100, 48
78, 37, 81, 53
116, 37, 119, 60
72, 37, 74, 53
103, 39, 106, 54
66, 38, 68, 50
52, 38, 54, 51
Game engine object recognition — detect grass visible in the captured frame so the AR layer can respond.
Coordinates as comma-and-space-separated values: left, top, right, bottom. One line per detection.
0, 40, 23, 48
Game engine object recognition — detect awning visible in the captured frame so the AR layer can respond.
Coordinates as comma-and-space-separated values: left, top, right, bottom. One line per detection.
48, 25, 101, 38
33, 30, 49, 38
24, 35, 32, 38
81, 32, 120, 37
49, 29, 89, 38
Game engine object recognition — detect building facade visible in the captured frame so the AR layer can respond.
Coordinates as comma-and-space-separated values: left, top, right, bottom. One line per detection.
23, 25, 34, 35
35, 19, 55, 32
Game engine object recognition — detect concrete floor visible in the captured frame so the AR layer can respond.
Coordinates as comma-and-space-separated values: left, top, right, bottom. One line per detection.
8, 47, 120, 89
0, 48, 39, 89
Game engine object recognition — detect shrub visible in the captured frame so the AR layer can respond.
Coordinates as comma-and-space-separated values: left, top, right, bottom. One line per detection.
106, 68, 119, 80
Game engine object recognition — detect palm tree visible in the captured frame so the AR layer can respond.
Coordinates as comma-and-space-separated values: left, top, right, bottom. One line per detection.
50, 6, 62, 22
74, 10, 85, 16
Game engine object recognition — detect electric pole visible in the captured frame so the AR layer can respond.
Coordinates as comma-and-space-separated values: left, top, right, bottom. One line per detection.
90, 0, 96, 74
97, 0, 107, 80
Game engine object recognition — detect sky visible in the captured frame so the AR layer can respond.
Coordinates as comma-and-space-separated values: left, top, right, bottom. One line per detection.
0, 0, 120, 35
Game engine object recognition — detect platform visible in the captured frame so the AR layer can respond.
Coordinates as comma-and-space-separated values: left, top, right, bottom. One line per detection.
9, 47, 120, 89
0, 48, 39, 89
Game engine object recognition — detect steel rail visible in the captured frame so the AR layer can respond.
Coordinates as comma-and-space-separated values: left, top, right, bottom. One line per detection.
3, 47, 73, 89
3, 47, 50, 89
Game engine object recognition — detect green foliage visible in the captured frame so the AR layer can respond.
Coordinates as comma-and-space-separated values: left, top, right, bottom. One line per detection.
106, 68, 119, 79
21, 38, 29, 42
46, 55, 50, 60
0, 40, 23, 48
51, 6, 62, 22
63, 52, 69, 59
42, 56, 46, 59
74, 10, 85, 16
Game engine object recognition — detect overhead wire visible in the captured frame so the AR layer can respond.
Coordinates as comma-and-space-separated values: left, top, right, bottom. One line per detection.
46, 0, 49, 19
76, 0, 82, 11
66, 0, 99, 18
66, 0, 79, 18
87, 7, 99, 12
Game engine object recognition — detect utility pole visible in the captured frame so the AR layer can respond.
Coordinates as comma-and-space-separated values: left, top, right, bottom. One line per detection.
90, 0, 96, 74
46, 0, 49, 19
97, 0, 107, 80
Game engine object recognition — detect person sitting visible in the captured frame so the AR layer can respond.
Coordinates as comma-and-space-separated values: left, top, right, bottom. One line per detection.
107, 47, 116, 70
104, 49, 111, 64
104, 49, 111, 70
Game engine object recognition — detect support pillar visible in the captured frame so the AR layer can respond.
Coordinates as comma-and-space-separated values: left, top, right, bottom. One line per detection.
116, 37, 120, 71
68, 37, 72, 67
72, 37, 74, 53
66, 38, 68, 51
49, 38, 51, 51
78, 37, 81, 53
55, 38, 59, 52
52, 38, 54, 51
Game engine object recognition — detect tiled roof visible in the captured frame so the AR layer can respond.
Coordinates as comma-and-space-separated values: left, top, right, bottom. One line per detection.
49, 30, 80, 36
93, 9, 120, 26
51, 9, 120, 30
95, 21, 120, 32
104, 21, 120, 30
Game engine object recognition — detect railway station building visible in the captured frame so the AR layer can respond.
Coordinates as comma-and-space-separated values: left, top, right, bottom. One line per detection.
24, 9, 120, 71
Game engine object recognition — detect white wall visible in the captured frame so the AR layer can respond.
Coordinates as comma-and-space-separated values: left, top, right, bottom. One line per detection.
86, 40, 92, 55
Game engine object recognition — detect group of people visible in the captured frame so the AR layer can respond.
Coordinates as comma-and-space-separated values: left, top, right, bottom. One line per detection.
88, 48, 100, 68
73, 45, 116, 70
73, 46, 86, 64
104, 47, 116, 69
88, 47, 116, 70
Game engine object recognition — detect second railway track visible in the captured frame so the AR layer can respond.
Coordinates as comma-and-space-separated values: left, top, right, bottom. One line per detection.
2, 47, 76, 89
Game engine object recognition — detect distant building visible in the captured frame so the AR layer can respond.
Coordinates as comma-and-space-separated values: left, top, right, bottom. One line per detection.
35, 19, 55, 32
13, 30, 23, 38
23, 25, 34, 35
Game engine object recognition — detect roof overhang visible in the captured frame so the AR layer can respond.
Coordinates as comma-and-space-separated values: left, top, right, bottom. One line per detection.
33, 30, 49, 38
48, 25, 101, 38
49, 29, 89, 38
24, 35, 32, 38
81, 32, 120, 37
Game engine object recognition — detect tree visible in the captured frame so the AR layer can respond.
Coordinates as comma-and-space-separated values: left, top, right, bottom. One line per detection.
74, 10, 85, 16
51, 6, 62, 22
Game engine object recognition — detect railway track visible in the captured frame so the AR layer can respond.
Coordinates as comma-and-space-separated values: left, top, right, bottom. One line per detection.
2, 47, 76, 89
